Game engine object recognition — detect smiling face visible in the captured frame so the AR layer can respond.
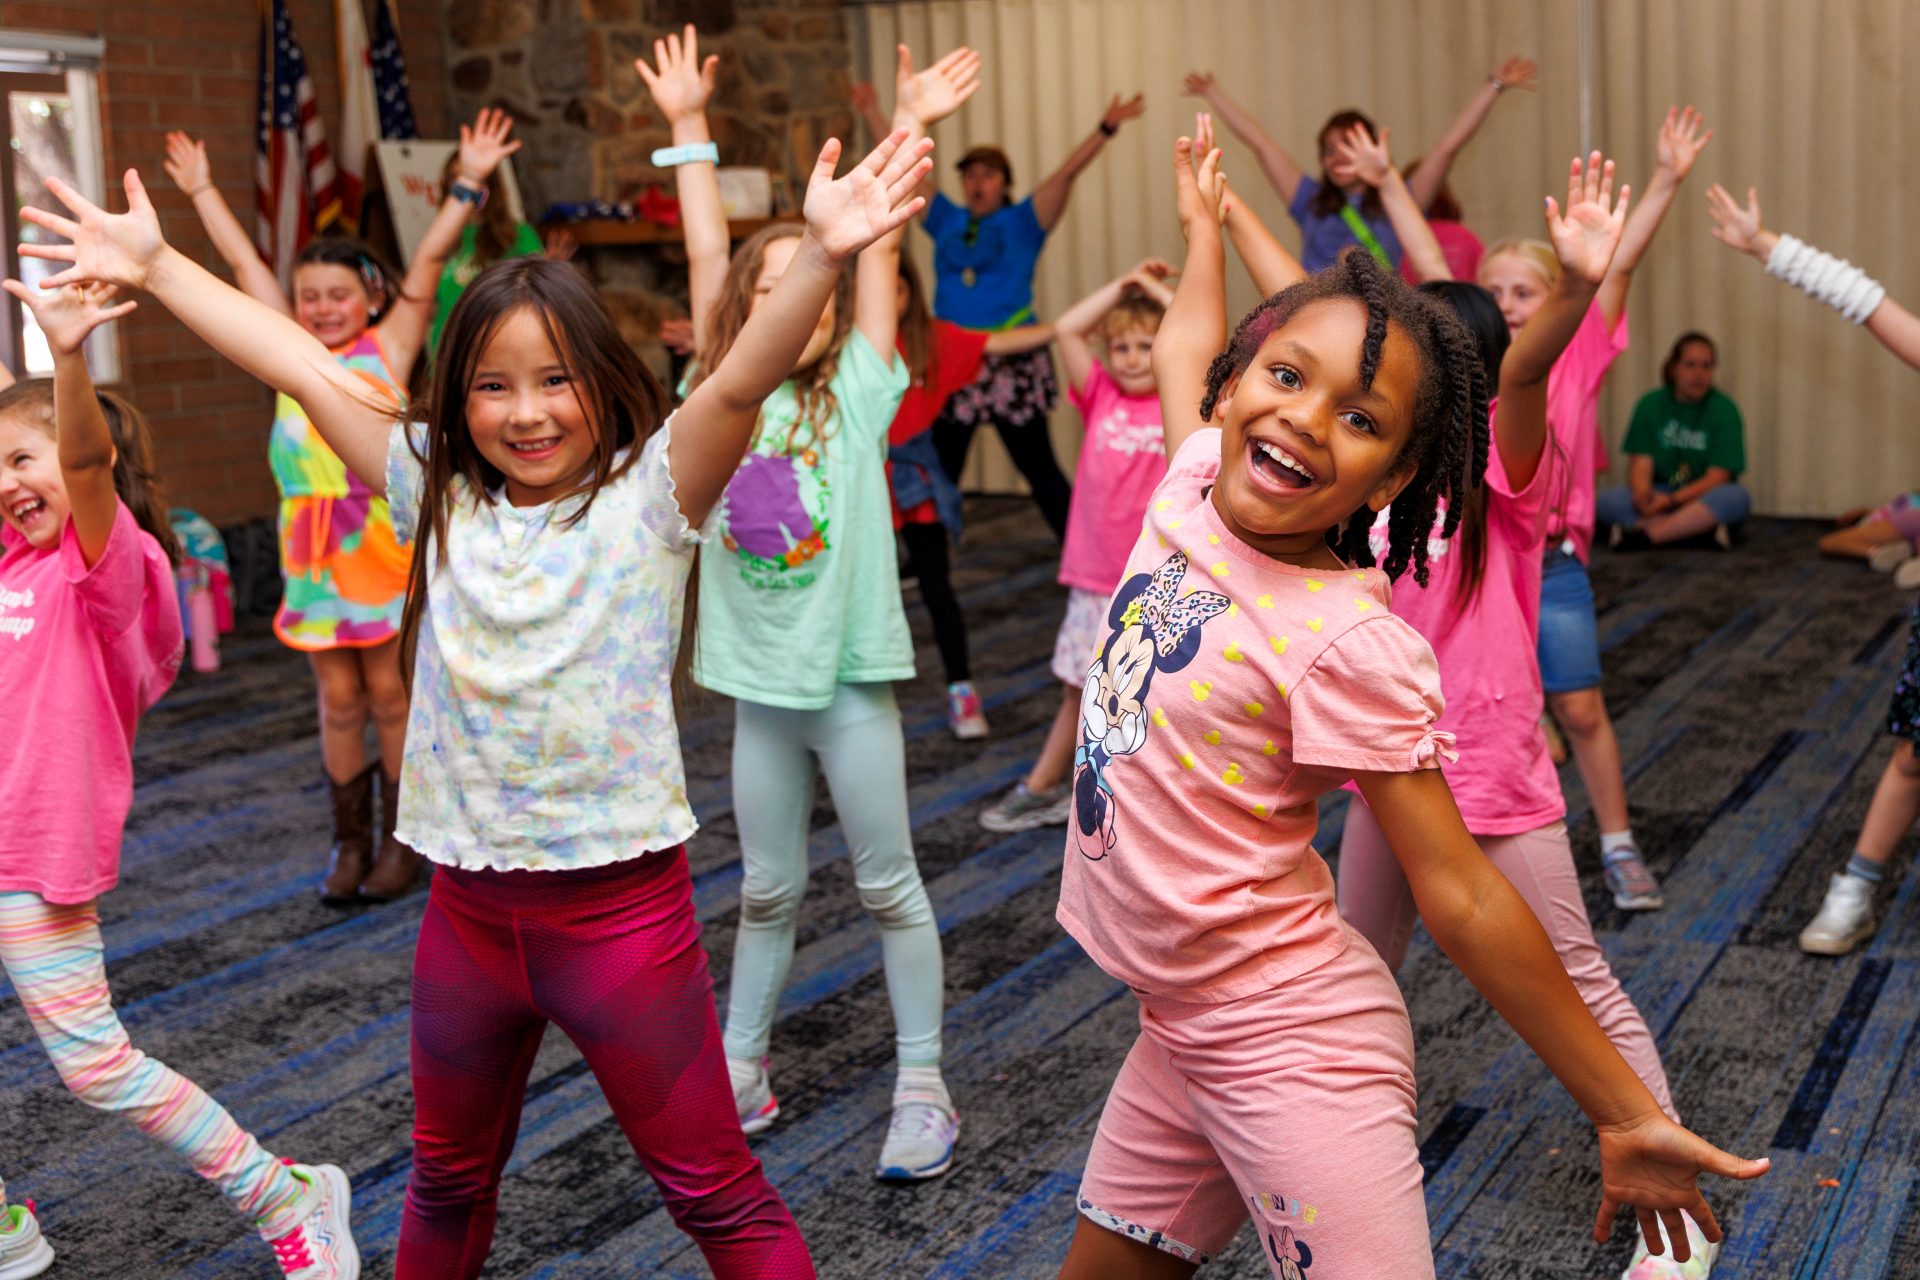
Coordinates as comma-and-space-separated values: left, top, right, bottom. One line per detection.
750, 234, 836, 371
463, 307, 600, 508
0, 413, 70, 551
293, 263, 376, 348
1669, 339, 1716, 403
1104, 323, 1157, 397
1209, 297, 1422, 564
1478, 252, 1552, 334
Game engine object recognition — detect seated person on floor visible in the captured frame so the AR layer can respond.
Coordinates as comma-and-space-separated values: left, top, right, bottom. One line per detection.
1599, 331, 1750, 548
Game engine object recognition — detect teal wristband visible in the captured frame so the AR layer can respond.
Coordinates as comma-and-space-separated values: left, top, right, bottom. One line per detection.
651, 142, 719, 168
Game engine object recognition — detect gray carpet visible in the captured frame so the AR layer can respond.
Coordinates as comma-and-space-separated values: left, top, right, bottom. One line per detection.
3, 501, 1917, 1278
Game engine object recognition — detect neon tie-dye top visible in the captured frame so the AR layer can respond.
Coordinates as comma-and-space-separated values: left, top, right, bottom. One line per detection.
269, 330, 403, 499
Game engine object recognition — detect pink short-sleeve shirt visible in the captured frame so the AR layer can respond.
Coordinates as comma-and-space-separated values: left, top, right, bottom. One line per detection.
1055, 429, 1455, 1001
1059, 362, 1168, 596
0, 505, 184, 903
1545, 301, 1630, 561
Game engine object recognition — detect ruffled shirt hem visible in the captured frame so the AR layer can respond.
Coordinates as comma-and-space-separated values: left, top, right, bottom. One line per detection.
401, 818, 698, 875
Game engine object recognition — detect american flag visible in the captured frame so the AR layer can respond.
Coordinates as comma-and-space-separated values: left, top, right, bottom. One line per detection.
370, 0, 418, 139
254, 0, 340, 284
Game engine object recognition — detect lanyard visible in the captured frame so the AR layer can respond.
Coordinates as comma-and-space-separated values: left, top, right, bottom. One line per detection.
1339, 205, 1391, 268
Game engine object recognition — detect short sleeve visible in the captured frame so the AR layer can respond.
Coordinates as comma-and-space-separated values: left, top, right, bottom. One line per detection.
633, 415, 711, 551
1482, 403, 1550, 545
1288, 176, 1322, 227
386, 421, 427, 544
61, 503, 154, 637
934, 323, 991, 400
923, 192, 962, 242
1709, 392, 1746, 474
1007, 197, 1047, 249
1067, 359, 1114, 416
1622, 391, 1661, 456
1289, 617, 1456, 773
829, 328, 911, 446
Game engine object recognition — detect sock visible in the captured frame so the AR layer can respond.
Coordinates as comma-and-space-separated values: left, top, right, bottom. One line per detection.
1599, 829, 1639, 861
1846, 851, 1887, 883
894, 1063, 951, 1110
726, 1055, 763, 1097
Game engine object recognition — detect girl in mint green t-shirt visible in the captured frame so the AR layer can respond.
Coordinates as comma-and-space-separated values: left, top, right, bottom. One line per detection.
661, 30, 961, 1185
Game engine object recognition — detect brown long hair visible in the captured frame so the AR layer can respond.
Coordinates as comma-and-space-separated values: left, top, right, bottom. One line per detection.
0, 379, 181, 567
688, 223, 854, 456
1309, 111, 1387, 222
396, 257, 676, 677
897, 254, 935, 387
440, 152, 520, 269
295, 234, 402, 324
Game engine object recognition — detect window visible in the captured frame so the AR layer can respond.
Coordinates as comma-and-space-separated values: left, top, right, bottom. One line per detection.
0, 31, 114, 383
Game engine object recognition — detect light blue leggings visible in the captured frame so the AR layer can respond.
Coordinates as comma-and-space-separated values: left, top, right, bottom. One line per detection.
724, 682, 944, 1067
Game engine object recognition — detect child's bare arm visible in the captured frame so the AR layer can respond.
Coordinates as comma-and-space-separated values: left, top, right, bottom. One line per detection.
161, 132, 290, 314
1054, 261, 1171, 398
636, 25, 727, 348
1156, 136, 1229, 460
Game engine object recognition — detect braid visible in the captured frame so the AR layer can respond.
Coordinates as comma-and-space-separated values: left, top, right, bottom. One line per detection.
1349, 252, 1391, 390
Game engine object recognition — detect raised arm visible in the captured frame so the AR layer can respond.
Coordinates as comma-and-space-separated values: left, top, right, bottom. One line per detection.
376, 108, 522, 381
1184, 71, 1305, 205
850, 80, 891, 146
1707, 183, 1920, 370
1358, 767, 1768, 1263
1406, 55, 1537, 212
1597, 106, 1710, 329
982, 321, 1054, 356
24, 172, 397, 491
1220, 183, 1307, 296
636, 25, 727, 346
161, 131, 289, 313
1, 280, 137, 565
674, 132, 931, 527
1030, 93, 1144, 232
1156, 134, 1229, 460
1334, 124, 1450, 282
1497, 153, 1629, 487
1054, 259, 1173, 397
889, 45, 982, 213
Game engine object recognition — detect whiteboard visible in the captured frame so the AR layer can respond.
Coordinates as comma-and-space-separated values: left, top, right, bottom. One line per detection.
367, 140, 528, 264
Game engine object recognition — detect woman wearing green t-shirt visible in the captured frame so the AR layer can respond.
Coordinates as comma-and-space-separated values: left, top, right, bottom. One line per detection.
1598, 331, 1751, 547
426, 153, 577, 355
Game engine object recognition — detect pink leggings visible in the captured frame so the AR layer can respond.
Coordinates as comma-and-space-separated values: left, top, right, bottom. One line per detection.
1336, 803, 1676, 1120
397, 850, 814, 1278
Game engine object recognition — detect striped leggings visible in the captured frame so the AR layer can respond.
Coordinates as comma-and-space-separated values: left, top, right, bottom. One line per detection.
0, 893, 307, 1234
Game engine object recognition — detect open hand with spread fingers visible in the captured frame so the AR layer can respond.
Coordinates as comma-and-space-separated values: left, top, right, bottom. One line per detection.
1545, 151, 1631, 285
801, 130, 935, 262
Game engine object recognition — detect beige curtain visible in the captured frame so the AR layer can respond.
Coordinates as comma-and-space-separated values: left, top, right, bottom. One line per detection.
852, 0, 1919, 516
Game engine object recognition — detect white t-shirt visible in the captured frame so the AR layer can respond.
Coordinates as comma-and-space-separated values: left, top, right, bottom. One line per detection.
385, 416, 712, 871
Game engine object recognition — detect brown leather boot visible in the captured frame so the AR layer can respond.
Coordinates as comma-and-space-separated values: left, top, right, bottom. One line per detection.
320, 764, 377, 905
359, 769, 424, 901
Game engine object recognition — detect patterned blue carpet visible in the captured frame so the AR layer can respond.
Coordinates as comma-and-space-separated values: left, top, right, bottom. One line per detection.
2, 500, 1917, 1277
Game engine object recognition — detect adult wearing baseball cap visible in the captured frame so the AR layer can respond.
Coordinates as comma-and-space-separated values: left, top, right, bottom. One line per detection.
858, 62, 1145, 540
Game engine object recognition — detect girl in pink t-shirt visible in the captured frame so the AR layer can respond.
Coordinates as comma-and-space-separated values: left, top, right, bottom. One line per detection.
0, 282, 357, 1275
1340, 158, 1714, 1277
1479, 106, 1713, 914
1052, 129, 1766, 1280
980, 259, 1172, 834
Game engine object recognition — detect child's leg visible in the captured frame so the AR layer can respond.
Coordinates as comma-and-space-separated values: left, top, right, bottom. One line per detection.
724, 700, 820, 1065
812, 684, 943, 1068
309, 649, 371, 782
1642, 483, 1750, 544
1333, 798, 1421, 972
356, 637, 410, 778
900, 523, 971, 685
1818, 517, 1906, 559
398, 871, 551, 1279
535, 852, 815, 1278
1478, 824, 1678, 1120
1856, 740, 1920, 866
0, 894, 308, 1234
1595, 484, 1642, 531
992, 418, 1072, 540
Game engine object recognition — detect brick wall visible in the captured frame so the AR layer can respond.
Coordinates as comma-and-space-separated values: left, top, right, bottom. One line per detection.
6, 0, 450, 524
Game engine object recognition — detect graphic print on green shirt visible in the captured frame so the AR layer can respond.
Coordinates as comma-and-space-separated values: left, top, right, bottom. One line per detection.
1623, 386, 1745, 486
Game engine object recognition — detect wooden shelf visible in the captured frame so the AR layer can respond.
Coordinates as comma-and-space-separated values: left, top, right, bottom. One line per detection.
542, 216, 798, 247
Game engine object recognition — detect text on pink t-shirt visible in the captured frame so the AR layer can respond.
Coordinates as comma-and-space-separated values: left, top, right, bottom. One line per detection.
1058, 362, 1168, 595
1055, 429, 1455, 1001
0, 504, 183, 903
1543, 301, 1629, 562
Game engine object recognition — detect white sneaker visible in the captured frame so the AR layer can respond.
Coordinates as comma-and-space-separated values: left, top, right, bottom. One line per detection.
979, 780, 1072, 833
1869, 541, 1912, 573
1620, 1212, 1718, 1279
262, 1163, 358, 1279
0, 1201, 54, 1280
732, 1057, 780, 1136
1799, 872, 1877, 956
875, 1093, 960, 1181
1896, 557, 1920, 592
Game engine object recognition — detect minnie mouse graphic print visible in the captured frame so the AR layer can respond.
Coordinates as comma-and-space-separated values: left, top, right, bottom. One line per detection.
1055, 427, 1457, 1002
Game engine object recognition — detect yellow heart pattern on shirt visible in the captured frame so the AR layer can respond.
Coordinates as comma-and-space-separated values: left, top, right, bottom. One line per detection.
1355, 598, 1372, 613
1268, 635, 1288, 655
1305, 578, 1325, 592
1227, 602, 1239, 617
1208, 533, 1221, 545
1275, 679, 1288, 697
1202, 729, 1223, 746
1223, 642, 1244, 663
1151, 707, 1168, 727
1256, 594, 1274, 609
1210, 561, 1230, 577
1262, 739, 1278, 755
1221, 762, 1246, 785
1155, 499, 1172, 511
1177, 751, 1197, 770
1252, 802, 1270, 818
1308, 617, 1324, 633
1244, 701, 1264, 718
1189, 680, 1213, 701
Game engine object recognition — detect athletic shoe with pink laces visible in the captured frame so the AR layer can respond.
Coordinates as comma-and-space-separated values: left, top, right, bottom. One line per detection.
262, 1163, 358, 1279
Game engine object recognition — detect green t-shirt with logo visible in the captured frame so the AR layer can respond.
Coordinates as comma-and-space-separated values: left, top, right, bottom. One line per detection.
692, 329, 914, 709
1623, 386, 1745, 486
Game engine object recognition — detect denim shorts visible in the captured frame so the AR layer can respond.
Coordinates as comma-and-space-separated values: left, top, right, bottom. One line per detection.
1537, 547, 1603, 693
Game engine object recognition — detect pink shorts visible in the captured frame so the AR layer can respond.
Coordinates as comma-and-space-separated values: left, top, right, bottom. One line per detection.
1050, 587, 1110, 686
1078, 929, 1434, 1276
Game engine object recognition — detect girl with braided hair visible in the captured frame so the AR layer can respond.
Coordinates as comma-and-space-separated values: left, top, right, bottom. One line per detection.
1052, 127, 1767, 1280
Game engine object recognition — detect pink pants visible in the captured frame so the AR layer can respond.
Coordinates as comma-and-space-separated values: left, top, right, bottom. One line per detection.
1078, 931, 1433, 1277
1336, 802, 1677, 1120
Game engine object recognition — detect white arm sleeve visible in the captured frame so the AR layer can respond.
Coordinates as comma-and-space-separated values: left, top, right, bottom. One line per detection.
1766, 233, 1888, 324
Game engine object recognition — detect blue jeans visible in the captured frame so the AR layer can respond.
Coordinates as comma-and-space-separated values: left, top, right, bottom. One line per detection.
1595, 482, 1751, 530
1537, 549, 1604, 693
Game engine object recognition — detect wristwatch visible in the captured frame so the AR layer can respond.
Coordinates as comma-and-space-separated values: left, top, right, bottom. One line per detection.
449, 178, 489, 209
